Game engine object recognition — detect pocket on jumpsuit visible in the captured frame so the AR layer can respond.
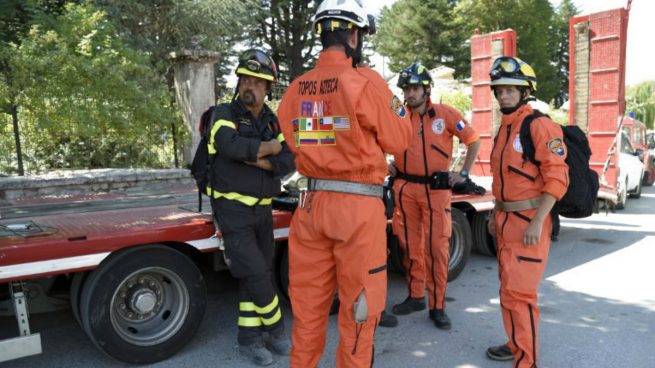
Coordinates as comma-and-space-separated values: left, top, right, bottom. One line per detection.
356, 262, 388, 322
505, 253, 544, 295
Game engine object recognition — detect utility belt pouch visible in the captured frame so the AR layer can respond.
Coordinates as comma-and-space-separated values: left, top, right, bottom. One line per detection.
430, 171, 451, 190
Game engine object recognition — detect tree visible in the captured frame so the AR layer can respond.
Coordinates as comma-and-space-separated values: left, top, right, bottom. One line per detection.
627, 81, 655, 129
0, 0, 71, 175
2, 3, 174, 173
454, 0, 560, 103
552, 0, 579, 107
249, 0, 322, 83
373, 0, 470, 78
93, 0, 258, 166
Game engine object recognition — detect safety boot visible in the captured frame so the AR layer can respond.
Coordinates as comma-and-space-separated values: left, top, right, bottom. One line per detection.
378, 310, 398, 328
392, 296, 426, 315
486, 344, 514, 361
238, 341, 274, 366
429, 308, 452, 330
266, 332, 291, 356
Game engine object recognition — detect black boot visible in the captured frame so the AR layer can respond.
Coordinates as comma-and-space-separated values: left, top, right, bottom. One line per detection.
486, 344, 514, 361
429, 308, 451, 330
392, 296, 426, 315
378, 310, 398, 328
238, 341, 274, 366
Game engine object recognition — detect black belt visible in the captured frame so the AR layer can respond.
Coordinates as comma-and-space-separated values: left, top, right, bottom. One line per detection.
395, 171, 451, 190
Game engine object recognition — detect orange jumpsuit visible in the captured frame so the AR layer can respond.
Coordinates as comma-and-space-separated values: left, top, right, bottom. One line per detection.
277, 50, 411, 368
490, 104, 568, 368
392, 100, 478, 310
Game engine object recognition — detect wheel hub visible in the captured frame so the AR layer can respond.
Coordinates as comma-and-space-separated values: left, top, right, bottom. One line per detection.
116, 274, 163, 321
131, 290, 157, 314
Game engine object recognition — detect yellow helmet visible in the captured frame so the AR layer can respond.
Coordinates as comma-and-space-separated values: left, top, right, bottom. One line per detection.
235, 48, 278, 82
489, 56, 537, 92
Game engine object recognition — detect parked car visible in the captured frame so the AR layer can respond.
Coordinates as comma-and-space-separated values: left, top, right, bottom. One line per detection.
616, 131, 645, 209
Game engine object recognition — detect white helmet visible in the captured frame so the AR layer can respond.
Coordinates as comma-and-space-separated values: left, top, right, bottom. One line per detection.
313, 0, 376, 35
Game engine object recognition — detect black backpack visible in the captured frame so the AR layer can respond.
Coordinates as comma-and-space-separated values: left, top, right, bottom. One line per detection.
519, 110, 599, 221
190, 105, 226, 212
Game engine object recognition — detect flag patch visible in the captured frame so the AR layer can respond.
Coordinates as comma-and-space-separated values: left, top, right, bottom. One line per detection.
296, 131, 336, 146
456, 120, 466, 132
333, 116, 350, 130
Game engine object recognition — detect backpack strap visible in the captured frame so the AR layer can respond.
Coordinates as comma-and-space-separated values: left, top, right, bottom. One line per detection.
518, 110, 547, 167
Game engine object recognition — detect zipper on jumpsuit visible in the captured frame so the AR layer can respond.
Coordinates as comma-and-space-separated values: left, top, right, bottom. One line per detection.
419, 114, 438, 310
499, 125, 512, 237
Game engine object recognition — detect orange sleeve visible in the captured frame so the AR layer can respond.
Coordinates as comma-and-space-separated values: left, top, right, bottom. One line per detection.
355, 78, 412, 157
531, 117, 569, 199
443, 105, 479, 145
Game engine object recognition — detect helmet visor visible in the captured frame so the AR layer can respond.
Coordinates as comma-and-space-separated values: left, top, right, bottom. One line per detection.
239, 50, 275, 74
490, 57, 521, 80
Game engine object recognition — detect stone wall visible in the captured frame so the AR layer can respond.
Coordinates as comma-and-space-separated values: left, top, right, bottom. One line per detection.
0, 169, 194, 205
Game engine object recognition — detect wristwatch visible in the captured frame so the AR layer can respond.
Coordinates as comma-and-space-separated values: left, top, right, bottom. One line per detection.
459, 169, 469, 178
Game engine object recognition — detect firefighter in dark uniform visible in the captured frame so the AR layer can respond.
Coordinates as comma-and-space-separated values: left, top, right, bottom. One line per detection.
208, 48, 295, 366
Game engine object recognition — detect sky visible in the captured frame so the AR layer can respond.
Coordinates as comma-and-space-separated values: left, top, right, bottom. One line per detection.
366, 0, 654, 86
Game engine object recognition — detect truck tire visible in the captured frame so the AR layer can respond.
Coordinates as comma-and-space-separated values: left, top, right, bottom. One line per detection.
386, 209, 472, 282
448, 208, 472, 281
386, 225, 405, 275
276, 243, 290, 303
471, 211, 497, 257
69, 271, 88, 328
79, 245, 206, 364
629, 177, 642, 198
616, 179, 628, 210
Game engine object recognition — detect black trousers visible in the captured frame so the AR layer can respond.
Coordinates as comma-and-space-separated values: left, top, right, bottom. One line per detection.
212, 197, 284, 345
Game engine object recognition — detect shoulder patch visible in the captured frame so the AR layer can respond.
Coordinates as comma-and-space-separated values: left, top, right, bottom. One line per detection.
391, 95, 406, 118
456, 120, 466, 132
547, 138, 565, 156
432, 119, 445, 134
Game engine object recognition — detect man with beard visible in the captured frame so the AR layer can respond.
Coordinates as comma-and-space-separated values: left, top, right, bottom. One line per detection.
389, 62, 480, 330
207, 48, 295, 366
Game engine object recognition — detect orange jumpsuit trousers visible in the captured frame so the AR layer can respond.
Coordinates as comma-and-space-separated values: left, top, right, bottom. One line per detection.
289, 192, 387, 368
495, 208, 551, 368
392, 181, 451, 310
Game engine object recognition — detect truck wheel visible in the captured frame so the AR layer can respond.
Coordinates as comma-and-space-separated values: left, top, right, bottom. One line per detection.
69, 271, 88, 328
386, 225, 406, 275
448, 208, 472, 281
629, 178, 642, 198
276, 243, 290, 303
616, 179, 628, 210
644, 161, 655, 186
471, 211, 497, 257
79, 245, 206, 364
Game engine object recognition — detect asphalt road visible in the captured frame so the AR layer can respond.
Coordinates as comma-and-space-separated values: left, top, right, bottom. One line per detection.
2, 186, 654, 368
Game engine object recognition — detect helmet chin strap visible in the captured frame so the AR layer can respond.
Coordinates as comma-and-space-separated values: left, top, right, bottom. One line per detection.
499, 89, 534, 115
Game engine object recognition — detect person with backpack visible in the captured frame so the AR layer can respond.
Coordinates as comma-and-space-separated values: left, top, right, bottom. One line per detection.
486, 56, 569, 367
388, 62, 481, 330
204, 48, 294, 366
276, 1, 412, 366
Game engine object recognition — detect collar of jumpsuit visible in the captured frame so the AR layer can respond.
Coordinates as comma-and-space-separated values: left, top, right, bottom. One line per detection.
316, 49, 351, 68
500, 103, 533, 126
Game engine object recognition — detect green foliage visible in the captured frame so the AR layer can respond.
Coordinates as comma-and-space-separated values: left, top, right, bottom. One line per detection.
373, 0, 469, 78
438, 91, 472, 115
0, 2, 175, 174
250, 0, 322, 82
454, 0, 560, 104
627, 81, 655, 129
94, 0, 258, 96
551, 0, 579, 107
